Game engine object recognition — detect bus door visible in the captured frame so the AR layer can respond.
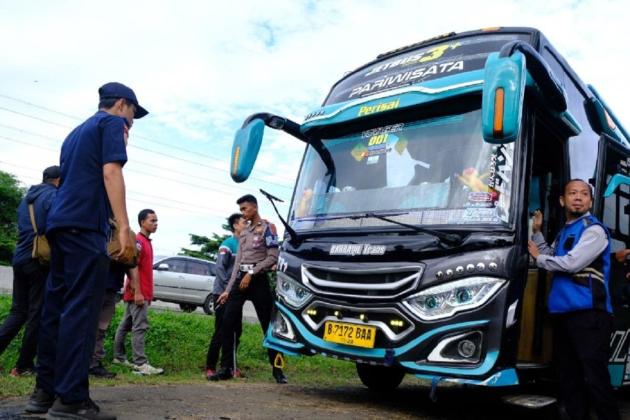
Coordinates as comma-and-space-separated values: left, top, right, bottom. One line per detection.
595, 136, 630, 387
518, 116, 568, 366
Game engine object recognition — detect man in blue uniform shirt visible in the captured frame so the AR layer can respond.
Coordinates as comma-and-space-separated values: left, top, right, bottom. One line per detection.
528, 179, 619, 420
0, 166, 59, 376
26, 82, 148, 420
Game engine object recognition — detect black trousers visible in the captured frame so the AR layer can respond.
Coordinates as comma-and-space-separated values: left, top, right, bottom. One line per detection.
206, 293, 242, 369
219, 272, 280, 371
0, 259, 48, 370
553, 310, 620, 420
36, 230, 109, 404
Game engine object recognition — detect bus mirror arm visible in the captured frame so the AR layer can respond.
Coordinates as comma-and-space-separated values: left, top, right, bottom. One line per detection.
243, 112, 337, 180
242, 113, 309, 142
499, 41, 567, 113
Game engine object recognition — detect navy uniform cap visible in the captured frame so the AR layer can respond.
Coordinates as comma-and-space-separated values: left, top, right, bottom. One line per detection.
98, 82, 149, 119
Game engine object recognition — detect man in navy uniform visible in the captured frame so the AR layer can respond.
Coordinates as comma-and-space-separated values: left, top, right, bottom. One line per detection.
26, 82, 148, 419
528, 179, 620, 420
212, 195, 287, 384
0, 166, 59, 376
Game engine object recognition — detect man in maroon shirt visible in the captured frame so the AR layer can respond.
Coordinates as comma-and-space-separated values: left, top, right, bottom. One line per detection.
113, 209, 163, 375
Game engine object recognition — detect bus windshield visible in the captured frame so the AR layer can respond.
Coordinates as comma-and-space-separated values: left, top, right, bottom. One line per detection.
289, 109, 515, 231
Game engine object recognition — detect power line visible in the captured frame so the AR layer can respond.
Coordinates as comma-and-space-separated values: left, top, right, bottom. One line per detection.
0, 123, 281, 197
0, 93, 294, 181
0, 135, 291, 206
2, 165, 232, 217
0, 107, 292, 191
0, 159, 269, 216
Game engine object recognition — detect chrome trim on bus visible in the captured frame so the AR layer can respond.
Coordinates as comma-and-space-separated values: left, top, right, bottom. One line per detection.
301, 264, 423, 300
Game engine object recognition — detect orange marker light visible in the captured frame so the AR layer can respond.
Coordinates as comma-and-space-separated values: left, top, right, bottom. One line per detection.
493, 88, 505, 137
232, 146, 241, 175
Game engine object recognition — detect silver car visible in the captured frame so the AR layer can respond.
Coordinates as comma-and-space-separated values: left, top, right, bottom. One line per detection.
152, 256, 216, 314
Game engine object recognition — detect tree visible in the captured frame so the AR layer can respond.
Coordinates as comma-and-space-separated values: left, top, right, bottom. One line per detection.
179, 222, 231, 261
0, 170, 25, 265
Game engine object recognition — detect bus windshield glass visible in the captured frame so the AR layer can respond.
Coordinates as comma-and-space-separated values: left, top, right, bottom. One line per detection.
290, 109, 515, 231
325, 33, 530, 105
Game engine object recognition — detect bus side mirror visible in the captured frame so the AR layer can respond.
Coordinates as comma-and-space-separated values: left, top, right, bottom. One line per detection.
481, 52, 526, 144
231, 118, 265, 183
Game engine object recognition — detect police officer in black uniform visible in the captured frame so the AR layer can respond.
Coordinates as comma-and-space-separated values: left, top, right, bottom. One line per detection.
211, 194, 287, 384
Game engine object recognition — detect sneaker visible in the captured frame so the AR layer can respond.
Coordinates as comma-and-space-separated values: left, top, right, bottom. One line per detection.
233, 368, 244, 378
205, 368, 216, 380
10, 367, 35, 377
46, 397, 116, 420
272, 367, 288, 384
89, 364, 116, 379
111, 358, 133, 367
25, 387, 55, 414
208, 368, 232, 381
132, 363, 164, 376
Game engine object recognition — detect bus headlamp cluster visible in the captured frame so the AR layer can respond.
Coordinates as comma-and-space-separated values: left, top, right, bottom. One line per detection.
403, 277, 505, 321
276, 272, 312, 309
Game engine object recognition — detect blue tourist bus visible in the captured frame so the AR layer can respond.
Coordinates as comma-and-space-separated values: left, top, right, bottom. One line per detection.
229, 27, 630, 397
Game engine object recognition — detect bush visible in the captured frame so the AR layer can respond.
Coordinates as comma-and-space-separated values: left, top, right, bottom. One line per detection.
0, 295, 357, 396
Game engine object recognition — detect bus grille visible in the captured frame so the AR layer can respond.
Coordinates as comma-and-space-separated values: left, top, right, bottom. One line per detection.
301, 264, 423, 299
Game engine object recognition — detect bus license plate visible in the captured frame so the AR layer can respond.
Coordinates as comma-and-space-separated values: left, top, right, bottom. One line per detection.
323, 321, 376, 348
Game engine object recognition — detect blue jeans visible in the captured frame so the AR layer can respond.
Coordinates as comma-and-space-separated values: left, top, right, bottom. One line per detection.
36, 229, 109, 403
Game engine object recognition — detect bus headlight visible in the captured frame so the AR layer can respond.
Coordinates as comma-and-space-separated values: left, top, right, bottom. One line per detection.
403, 277, 505, 321
276, 272, 312, 309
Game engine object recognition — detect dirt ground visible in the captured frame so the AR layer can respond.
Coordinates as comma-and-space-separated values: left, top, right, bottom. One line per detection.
2, 380, 630, 420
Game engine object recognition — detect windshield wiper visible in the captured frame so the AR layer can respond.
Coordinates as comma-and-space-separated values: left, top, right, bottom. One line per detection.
355, 212, 462, 245
259, 189, 301, 246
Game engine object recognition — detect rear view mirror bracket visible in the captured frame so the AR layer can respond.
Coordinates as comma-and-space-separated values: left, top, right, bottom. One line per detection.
482, 41, 579, 144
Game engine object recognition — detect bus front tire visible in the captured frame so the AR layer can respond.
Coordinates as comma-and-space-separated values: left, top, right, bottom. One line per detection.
356, 363, 405, 392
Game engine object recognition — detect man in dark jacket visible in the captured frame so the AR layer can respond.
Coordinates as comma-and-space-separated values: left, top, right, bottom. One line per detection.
0, 166, 60, 376
205, 213, 246, 379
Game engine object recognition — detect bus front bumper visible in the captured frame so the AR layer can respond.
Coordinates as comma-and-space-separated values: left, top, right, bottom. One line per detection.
264, 290, 518, 387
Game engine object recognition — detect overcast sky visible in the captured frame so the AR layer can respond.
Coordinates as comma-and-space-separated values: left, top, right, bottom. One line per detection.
1, 0, 628, 256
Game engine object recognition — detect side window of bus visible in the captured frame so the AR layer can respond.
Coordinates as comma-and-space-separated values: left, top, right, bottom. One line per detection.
542, 46, 599, 182
529, 117, 566, 249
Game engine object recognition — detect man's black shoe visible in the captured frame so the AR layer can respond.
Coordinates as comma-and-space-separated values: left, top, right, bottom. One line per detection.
47, 397, 116, 420
25, 387, 55, 414
208, 368, 233, 381
89, 364, 116, 379
272, 367, 288, 384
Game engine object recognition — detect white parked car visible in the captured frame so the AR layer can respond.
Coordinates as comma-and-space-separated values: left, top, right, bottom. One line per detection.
152, 256, 216, 314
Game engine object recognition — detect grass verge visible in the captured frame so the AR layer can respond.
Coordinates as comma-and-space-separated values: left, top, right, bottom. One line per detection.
0, 295, 358, 398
